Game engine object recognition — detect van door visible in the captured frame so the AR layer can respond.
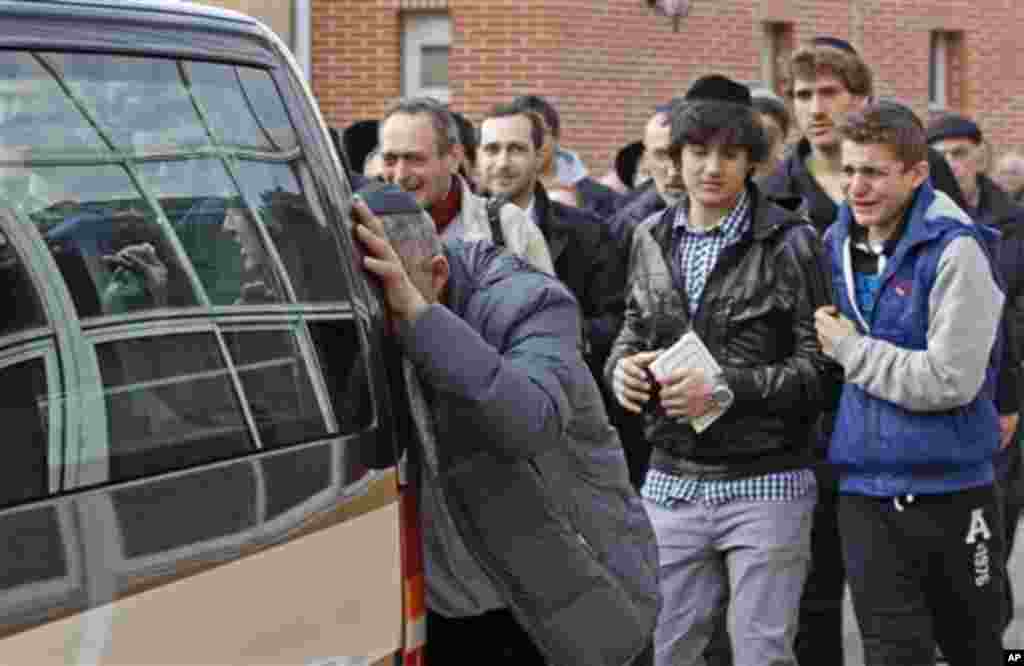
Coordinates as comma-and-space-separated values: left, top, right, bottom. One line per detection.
0, 28, 405, 665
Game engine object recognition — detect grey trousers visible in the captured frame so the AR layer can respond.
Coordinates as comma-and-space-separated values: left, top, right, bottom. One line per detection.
645, 489, 816, 666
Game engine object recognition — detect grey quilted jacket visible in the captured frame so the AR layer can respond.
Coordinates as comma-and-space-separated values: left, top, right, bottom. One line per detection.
398, 239, 660, 666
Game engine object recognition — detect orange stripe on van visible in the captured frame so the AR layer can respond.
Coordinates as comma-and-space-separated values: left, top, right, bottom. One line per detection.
399, 473, 427, 664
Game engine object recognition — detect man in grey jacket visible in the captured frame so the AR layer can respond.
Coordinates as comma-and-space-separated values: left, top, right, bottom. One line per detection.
352, 184, 659, 666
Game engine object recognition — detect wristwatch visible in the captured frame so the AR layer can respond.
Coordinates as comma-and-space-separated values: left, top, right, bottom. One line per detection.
710, 380, 734, 410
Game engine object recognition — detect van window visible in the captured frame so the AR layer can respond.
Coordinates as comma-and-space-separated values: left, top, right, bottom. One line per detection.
0, 49, 373, 494
0, 230, 46, 336
0, 52, 105, 153
137, 158, 282, 306
96, 332, 254, 482
222, 325, 331, 449
234, 159, 350, 302
186, 62, 298, 152
28, 164, 199, 317
95, 321, 370, 484
308, 320, 373, 432
0, 507, 68, 590
0, 358, 50, 507
47, 52, 208, 151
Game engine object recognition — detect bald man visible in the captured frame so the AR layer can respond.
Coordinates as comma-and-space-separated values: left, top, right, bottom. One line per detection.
995, 151, 1024, 204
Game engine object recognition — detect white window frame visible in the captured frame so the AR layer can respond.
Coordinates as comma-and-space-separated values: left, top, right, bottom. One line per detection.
402, 13, 452, 103
929, 31, 949, 112
293, 0, 311, 81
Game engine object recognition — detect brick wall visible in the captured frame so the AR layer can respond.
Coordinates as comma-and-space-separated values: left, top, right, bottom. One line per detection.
310, 0, 1024, 176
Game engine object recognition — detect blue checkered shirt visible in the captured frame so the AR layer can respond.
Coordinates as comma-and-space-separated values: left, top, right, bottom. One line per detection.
642, 467, 816, 507
647, 191, 814, 508
674, 191, 750, 315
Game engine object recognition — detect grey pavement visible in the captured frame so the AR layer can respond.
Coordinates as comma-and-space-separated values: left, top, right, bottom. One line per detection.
841, 516, 1024, 665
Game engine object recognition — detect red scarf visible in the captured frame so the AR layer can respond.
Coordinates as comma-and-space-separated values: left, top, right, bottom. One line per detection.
429, 179, 461, 234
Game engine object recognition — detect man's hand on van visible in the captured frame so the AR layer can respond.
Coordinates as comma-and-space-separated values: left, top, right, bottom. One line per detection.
353, 198, 428, 327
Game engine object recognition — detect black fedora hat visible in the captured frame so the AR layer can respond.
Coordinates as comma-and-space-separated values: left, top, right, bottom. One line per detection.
615, 141, 645, 189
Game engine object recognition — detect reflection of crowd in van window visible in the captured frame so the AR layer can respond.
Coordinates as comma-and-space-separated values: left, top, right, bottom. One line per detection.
0, 161, 70, 218
103, 191, 337, 308
221, 204, 280, 304
0, 229, 43, 336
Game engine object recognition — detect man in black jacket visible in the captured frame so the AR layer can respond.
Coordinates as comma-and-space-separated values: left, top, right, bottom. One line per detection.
608, 106, 682, 254
477, 101, 626, 385
513, 94, 625, 218
605, 105, 682, 489
606, 75, 840, 666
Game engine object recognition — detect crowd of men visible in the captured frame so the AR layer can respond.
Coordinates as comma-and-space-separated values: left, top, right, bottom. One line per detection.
344, 34, 1023, 666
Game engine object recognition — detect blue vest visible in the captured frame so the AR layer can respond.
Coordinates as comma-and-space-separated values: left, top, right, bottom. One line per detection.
826, 183, 1002, 496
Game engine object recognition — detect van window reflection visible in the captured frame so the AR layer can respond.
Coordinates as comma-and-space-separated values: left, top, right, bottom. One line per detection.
222, 205, 282, 304
0, 229, 47, 336
235, 161, 350, 302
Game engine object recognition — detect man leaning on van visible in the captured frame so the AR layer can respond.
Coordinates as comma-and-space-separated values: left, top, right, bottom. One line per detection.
353, 183, 660, 666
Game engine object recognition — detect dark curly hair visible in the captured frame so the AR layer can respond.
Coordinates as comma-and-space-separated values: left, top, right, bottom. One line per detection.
670, 100, 769, 165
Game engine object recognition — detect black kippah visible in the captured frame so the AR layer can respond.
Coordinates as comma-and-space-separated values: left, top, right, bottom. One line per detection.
926, 114, 983, 144
811, 36, 858, 54
684, 75, 752, 107
876, 99, 924, 130
356, 181, 423, 216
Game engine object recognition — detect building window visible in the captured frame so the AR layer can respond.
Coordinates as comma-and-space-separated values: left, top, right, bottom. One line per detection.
402, 13, 452, 103
929, 31, 949, 110
420, 45, 450, 89
931, 30, 964, 113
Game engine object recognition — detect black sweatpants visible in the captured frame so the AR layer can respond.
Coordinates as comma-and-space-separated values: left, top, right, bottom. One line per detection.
427, 608, 547, 665
794, 468, 846, 666
839, 485, 1007, 666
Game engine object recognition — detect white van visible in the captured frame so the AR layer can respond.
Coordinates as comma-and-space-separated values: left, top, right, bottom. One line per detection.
0, 1, 416, 664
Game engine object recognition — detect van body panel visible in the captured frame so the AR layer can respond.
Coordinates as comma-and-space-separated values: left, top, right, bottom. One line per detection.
0, 464, 402, 663
0, 494, 400, 666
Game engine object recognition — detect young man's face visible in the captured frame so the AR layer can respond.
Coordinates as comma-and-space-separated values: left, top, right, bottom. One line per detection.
643, 112, 685, 204
379, 112, 456, 209
792, 70, 866, 152
681, 139, 751, 212
841, 140, 928, 239
478, 114, 540, 206
931, 137, 984, 201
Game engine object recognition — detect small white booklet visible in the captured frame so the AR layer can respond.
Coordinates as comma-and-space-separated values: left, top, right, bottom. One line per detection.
648, 330, 726, 434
